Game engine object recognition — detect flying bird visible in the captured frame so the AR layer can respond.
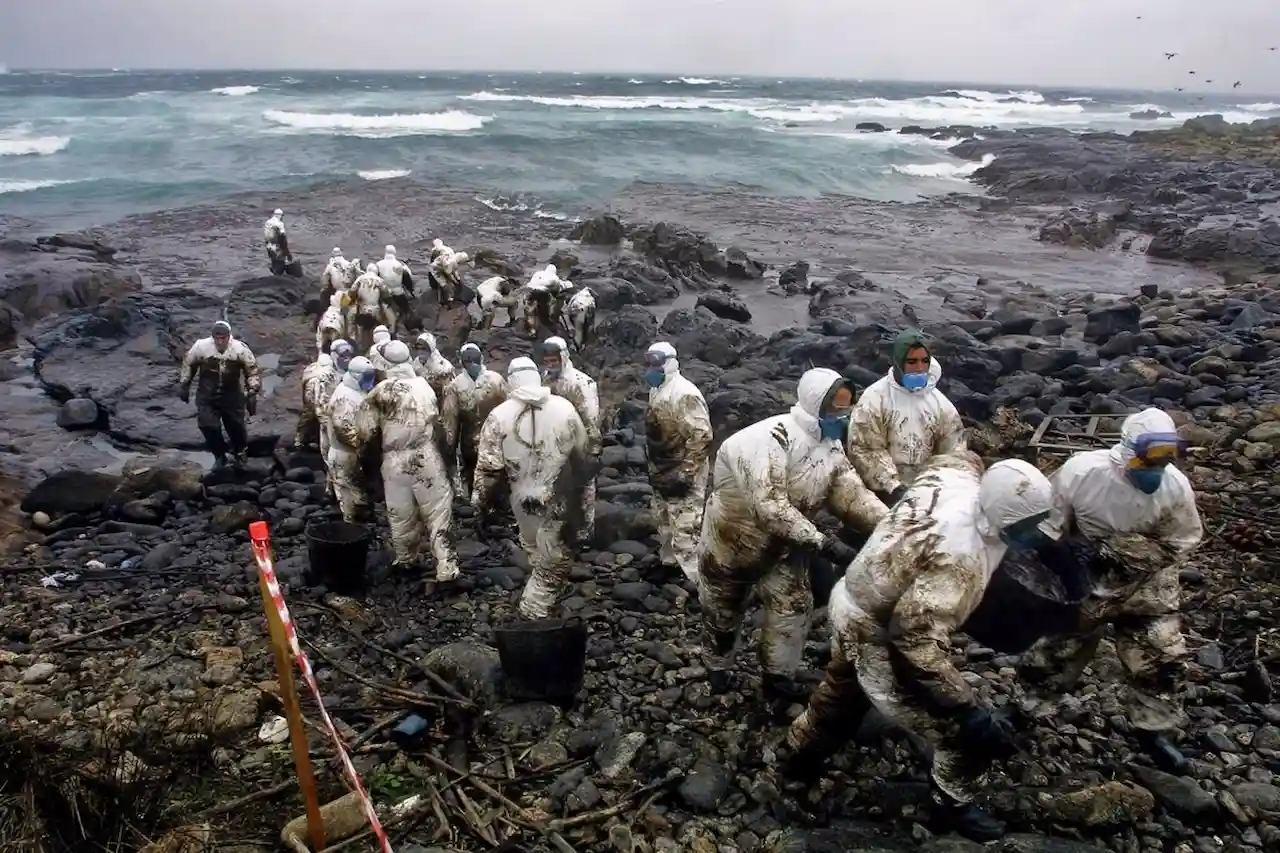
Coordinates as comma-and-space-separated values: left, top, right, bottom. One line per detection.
1205, 79, 1214, 84
1188, 70, 1196, 75
1271, 47, 1277, 51
1234, 81, 1241, 88
1176, 87, 1184, 92
1164, 52, 1177, 59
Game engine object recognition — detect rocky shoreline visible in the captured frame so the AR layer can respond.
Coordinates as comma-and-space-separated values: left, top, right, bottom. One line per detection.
2, 117, 1280, 852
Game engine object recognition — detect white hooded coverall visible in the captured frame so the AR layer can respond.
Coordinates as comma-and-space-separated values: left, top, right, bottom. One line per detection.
322, 249, 357, 296
441, 345, 509, 501
375, 245, 415, 332
644, 342, 712, 582
847, 357, 966, 496
296, 352, 337, 451
542, 336, 601, 538
263, 210, 288, 270
316, 291, 351, 355
698, 368, 888, 679
473, 358, 589, 619
787, 453, 1054, 803
359, 359, 459, 581
326, 368, 372, 522
564, 287, 596, 351
475, 276, 515, 329
368, 327, 392, 375
429, 241, 470, 304
1029, 407, 1203, 732
351, 267, 389, 350
415, 332, 458, 401
521, 265, 567, 337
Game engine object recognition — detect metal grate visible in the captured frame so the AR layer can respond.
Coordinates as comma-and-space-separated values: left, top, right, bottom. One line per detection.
1028, 414, 1124, 457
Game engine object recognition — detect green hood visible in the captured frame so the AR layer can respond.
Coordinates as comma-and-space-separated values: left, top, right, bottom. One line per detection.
892, 328, 930, 374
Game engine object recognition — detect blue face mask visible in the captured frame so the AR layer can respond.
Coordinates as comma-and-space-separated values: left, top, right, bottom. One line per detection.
1128, 468, 1164, 495
358, 373, 377, 392
645, 369, 665, 388
465, 363, 482, 380
334, 355, 352, 373
901, 371, 928, 391
818, 414, 849, 442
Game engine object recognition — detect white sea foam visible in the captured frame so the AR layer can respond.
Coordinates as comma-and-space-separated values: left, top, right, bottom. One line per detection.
262, 109, 491, 138
1240, 102, 1280, 113
210, 85, 260, 96
458, 89, 1090, 126
0, 178, 78, 194
667, 77, 731, 85
474, 195, 579, 222
891, 153, 996, 180
358, 169, 412, 180
0, 131, 71, 157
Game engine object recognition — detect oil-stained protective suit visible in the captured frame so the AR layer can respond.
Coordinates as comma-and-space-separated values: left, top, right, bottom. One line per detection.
1028, 408, 1203, 756
787, 453, 1053, 810
359, 341, 459, 581
541, 336, 601, 539
374, 245, 415, 333
441, 343, 508, 501
316, 290, 352, 355
643, 342, 712, 583
698, 368, 888, 682
415, 332, 458, 401
847, 334, 965, 501
429, 240, 470, 305
368, 326, 392, 376
473, 357, 589, 619
326, 357, 375, 522
563, 286, 596, 351
263, 209, 290, 275
475, 276, 516, 329
295, 352, 335, 451
351, 265, 389, 351
301, 341, 352, 472
520, 265, 566, 337
179, 323, 261, 464
321, 248, 358, 299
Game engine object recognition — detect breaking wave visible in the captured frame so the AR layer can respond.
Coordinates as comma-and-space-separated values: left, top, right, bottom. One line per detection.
210, 85, 259, 96
262, 109, 491, 137
0, 178, 80, 194
0, 126, 71, 157
358, 169, 412, 180
891, 153, 997, 180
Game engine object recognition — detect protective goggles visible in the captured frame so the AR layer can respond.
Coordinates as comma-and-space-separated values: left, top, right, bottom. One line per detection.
1124, 433, 1188, 468
643, 351, 670, 368
1002, 511, 1051, 538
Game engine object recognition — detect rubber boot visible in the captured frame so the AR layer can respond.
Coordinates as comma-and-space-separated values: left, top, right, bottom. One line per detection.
762, 672, 814, 704
212, 454, 228, 471
778, 740, 830, 783
931, 784, 1006, 842
1138, 730, 1189, 774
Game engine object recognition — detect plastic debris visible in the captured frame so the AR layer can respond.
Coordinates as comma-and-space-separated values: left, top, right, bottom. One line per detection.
40, 571, 79, 588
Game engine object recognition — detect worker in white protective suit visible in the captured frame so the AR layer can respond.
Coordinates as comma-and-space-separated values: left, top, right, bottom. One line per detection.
698, 368, 888, 701
847, 328, 966, 506
326, 356, 376, 522
374, 244, 417, 334
316, 289, 353, 355
1023, 407, 1203, 773
642, 342, 712, 583
263, 208, 292, 276
563, 286, 596, 352
358, 340, 460, 585
441, 343, 509, 501
310, 342, 354, 491
179, 320, 262, 471
368, 325, 393, 377
428, 239, 471, 306
520, 265, 569, 338
472, 357, 591, 619
414, 332, 458, 402
350, 262, 388, 351
321, 248, 358, 300
784, 453, 1054, 842
294, 339, 353, 452
474, 276, 518, 329
538, 336, 601, 540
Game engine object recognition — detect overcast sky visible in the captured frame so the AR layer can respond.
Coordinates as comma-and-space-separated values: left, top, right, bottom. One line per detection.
2, 0, 1278, 92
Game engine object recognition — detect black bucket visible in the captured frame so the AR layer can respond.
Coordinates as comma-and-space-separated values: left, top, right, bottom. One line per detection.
962, 543, 1090, 654
305, 521, 371, 595
493, 617, 588, 709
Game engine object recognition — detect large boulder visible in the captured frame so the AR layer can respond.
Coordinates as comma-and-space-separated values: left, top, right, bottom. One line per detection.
570, 214, 626, 246
1037, 209, 1118, 249
695, 291, 752, 322
628, 222, 723, 279
0, 240, 142, 349
114, 456, 205, 502
21, 470, 123, 515
659, 308, 763, 369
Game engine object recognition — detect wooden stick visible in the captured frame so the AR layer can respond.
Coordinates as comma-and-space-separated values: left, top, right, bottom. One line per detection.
547, 773, 679, 831
302, 639, 456, 708
188, 779, 296, 820
40, 611, 177, 651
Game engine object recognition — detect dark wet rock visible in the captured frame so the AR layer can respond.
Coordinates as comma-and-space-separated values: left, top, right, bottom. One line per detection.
21, 470, 122, 516
1083, 303, 1141, 344
628, 221, 723, 279
856, 122, 888, 132
55, 397, 102, 431
115, 457, 205, 502
469, 248, 524, 280
725, 246, 765, 280
695, 290, 752, 322
659, 308, 763, 368
209, 501, 261, 535
678, 757, 732, 811
570, 213, 626, 246
777, 260, 810, 294
1038, 208, 1118, 250
1133, 766, 1219, 820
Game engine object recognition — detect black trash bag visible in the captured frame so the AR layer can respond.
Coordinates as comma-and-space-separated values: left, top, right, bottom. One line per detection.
962, 535, 1095, 654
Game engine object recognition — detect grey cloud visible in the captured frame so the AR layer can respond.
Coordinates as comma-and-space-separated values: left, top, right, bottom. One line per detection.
2, 0, 1279, 91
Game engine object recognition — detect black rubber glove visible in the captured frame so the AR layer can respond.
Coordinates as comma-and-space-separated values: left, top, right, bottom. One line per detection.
957, 704, 1019, 758
245, 395, 257, 416
886, 484, 908, 506
819, 535, 858, 568
178, 386, 190, 404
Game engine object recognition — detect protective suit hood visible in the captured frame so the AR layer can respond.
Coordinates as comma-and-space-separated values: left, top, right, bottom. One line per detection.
975, 459, 1054, 539
384, 244, 396, 258
372, 326, 391, 345
1110, 408, 1178, 470
647, 341, 680, 376
890, 328, 941, 390
543, 336, 573, 371
417, 332, 438, 353
509, 356, 551, 406
790, 367, 845, 438
885, 355, 943, 394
